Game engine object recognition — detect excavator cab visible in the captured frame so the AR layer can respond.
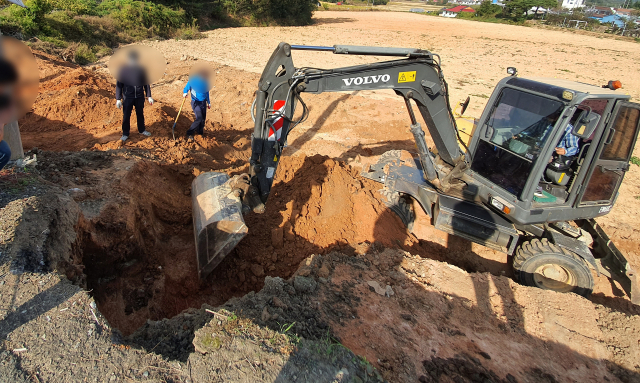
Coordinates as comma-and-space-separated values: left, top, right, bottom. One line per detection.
191, 43, 640, 305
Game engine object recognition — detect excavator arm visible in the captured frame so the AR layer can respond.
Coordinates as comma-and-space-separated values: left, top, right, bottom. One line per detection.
246, 42, 464, 212
192, 42, 465, 279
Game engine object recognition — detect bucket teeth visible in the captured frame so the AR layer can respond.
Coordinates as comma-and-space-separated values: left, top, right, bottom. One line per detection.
192, 172, 248, 279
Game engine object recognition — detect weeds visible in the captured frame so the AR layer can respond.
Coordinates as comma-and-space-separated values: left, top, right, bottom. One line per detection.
313, 329, 348, 361
630, 156, 640, 167
174, 20, 205, 41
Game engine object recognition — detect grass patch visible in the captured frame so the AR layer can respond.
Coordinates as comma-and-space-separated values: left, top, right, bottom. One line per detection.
631, 156, 640, 167
174, 20, 205, 41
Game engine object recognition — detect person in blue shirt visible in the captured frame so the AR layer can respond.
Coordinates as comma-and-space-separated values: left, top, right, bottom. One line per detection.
555, 123, 580, 157
182, 68, 211, 140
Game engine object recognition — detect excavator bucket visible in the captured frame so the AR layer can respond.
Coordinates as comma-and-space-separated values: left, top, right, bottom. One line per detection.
192, 172, 248, 280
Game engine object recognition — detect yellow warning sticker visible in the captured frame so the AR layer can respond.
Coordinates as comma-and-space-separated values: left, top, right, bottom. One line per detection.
274, 155, 278, 162
398, 71, 416, 83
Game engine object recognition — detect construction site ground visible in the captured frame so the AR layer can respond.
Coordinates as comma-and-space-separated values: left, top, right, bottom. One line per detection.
1, 11, 640, 383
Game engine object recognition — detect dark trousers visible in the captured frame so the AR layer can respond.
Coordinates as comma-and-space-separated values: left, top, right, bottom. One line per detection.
122, 97, 145, 136
187, 100, 207, 136
0, 140, 10, 170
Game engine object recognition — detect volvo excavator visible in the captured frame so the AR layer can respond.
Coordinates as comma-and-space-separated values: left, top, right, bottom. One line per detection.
191, 42, 640, 304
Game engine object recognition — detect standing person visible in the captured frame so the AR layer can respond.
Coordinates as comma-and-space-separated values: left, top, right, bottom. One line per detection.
115, 50, 154, 141
183, 68, 211, 141
0, 58, 18, 170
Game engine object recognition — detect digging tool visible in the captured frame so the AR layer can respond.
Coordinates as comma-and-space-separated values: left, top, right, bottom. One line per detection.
172, 96, 187, 140
191, 172, 248, 279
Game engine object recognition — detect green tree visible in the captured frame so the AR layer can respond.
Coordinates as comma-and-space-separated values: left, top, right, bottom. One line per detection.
503, 0, 534, 20
476, 0, 502, 16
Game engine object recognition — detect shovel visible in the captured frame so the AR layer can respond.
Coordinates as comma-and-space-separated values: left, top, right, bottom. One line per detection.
172, 96, 187, 140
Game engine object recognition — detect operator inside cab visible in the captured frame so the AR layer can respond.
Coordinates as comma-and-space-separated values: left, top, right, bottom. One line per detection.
472, 88, 599, 201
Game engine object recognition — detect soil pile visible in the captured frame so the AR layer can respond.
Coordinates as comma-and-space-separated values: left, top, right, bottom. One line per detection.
237, 154, 418, 278
19, 55, 170, 151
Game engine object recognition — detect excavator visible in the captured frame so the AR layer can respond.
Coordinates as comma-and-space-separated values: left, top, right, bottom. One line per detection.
192, 42, 640, 304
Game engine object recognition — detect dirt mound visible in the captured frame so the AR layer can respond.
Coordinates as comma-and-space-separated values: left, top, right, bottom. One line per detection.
237, 154, 417, 275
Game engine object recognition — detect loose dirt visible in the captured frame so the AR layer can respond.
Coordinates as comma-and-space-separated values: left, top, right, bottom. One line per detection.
3, 10, 640, 382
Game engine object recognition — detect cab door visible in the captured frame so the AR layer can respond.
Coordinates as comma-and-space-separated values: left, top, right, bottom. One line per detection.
579, 102, 640, 206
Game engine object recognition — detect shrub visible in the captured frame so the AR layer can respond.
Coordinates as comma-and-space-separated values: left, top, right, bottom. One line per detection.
373, 0, 389, 5
322, 2, 329, 10
97, 0, 186, 38
0, 0, 317, 64
174, 20, 205, 40
61, 42, 96, 64
48, 0, 97, 15
2, 0, 53, 35
220, 0, 317, 25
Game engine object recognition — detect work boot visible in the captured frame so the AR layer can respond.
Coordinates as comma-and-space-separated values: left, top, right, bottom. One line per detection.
187, 135, 194, 141
140, 131, 152, 137
120, 135, 128, 141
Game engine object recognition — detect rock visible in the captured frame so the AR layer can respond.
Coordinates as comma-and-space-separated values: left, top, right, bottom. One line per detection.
366, 364, 374, 376
250, 264, 264, 277
293, 276, 317, 294
272, 296, 287, 309
271, 227, 284, 249
297, 267, 312, 277
238, 271, 245, 282
283, 222, 295, 241
317, 263, 330, 279
261, 306, 271, 321
367, 281, 393, 297
193, 330, 223, 354
67, 188, 87, 201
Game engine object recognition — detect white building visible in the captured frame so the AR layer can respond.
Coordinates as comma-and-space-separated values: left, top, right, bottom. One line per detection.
562, 0, 585, 9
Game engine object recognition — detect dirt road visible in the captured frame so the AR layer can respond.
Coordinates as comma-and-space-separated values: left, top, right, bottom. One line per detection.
2, 10, 640, 383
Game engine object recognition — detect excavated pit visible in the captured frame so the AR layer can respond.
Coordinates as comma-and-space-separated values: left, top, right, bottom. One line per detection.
55, 152, 415, 335
47, 149, 509, 336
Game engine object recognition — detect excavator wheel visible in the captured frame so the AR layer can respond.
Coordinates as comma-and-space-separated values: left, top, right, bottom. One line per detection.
513, 238, 593, 297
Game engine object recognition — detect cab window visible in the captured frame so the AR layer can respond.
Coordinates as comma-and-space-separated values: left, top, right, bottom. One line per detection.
471, 88, 564, 197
